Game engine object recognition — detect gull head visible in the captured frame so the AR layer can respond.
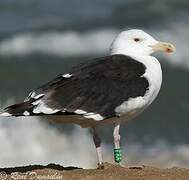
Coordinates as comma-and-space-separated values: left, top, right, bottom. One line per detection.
110, 29, 176, 57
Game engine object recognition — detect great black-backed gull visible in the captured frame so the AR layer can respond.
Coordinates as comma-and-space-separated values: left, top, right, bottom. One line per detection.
0, 29, 175, 169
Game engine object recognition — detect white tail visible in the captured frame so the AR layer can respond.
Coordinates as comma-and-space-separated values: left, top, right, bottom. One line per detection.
0, 112, 12, 117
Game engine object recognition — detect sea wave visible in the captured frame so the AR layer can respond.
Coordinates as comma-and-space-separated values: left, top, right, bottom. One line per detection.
0, 24, 188, 69
0, 29, 118, 57
0, 101, 189, 168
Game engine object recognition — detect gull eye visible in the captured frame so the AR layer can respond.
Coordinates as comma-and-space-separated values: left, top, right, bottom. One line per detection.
134, 38, 140, 42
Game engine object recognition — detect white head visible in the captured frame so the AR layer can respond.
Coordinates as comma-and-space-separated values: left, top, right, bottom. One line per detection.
110, 29, 175, 57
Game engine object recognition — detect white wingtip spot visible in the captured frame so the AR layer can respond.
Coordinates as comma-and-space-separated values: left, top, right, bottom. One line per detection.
23, 111, 30, 116
29, 91, 44, 99
62, 73, 72, 78
33, 101, 59, 114
74, 110, 104, 121
62, 108, 66, 112
33, 94, 45, 99
32, 99, 42, 106
30, 91, 36, 98
0, 112, 11, 116
74, 109, 87, 115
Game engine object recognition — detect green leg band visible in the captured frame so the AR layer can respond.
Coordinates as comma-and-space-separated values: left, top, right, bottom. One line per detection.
114, 148, 122, 163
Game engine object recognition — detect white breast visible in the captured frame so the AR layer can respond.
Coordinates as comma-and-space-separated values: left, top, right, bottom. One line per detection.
139, 55, 162, 104
115, 55, 162, 120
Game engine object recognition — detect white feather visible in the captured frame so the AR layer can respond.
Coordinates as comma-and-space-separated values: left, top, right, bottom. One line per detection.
29, 91, 44, 99
33, 94, 45, 99
33, 101, 59, 114
74, 109, 87, 114
0, 112, 11, 116
84, 113, 104, 121
62, 73, 72, 78
115, 55, 162, 118
23, 111, 30, 116
111, 30, 162, 119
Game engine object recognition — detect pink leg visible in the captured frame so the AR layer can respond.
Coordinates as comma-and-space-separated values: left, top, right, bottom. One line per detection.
113, 123, 144, 169
92, 127, 104, 169
113, 123, 121, 164
113, 123, 121, 149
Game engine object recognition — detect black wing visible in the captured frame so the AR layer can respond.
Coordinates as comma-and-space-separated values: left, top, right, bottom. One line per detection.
2, 55, 149, 119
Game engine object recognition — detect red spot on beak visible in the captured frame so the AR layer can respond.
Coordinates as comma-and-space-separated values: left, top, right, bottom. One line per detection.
166, 48, 172, 53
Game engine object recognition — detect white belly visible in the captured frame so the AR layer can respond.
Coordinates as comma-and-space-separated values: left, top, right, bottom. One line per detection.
114, 55, 162, 122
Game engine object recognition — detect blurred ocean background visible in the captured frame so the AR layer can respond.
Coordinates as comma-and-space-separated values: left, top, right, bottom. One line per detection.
0, 0, 189, 168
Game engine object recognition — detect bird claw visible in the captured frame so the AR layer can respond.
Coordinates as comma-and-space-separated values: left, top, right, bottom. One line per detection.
97, 163, 104, 170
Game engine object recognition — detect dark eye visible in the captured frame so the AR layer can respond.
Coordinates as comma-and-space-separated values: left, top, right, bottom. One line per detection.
134, 38, 140, 42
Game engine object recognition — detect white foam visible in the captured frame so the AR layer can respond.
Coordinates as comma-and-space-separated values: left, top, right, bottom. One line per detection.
1, 100, 189, 168
125, 141, 189, 168
0, 113, 189, 168
0, 25, 188, 70
0, 29, 118, 57
0, 114, 98, 168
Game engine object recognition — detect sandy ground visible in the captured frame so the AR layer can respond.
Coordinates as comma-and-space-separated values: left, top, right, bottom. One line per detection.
0, 163, 189, 180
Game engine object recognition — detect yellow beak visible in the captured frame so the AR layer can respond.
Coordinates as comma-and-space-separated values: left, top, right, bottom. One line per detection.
150, 42, 176, 53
